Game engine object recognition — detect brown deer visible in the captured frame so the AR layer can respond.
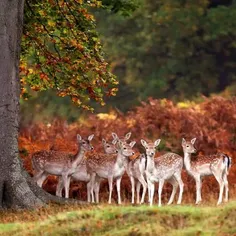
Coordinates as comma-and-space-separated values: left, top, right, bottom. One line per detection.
31, 134, 94, 198
182, 138, 231, 205
141, 139, 184, 207
87, 140, 136, 204
56, 137, 118, 202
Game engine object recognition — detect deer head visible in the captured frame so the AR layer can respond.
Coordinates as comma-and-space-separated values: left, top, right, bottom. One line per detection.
117, 140, 136, 158
141, 139, 161, 157
102, 138, 118, 154
182, 138, 197, 154
77, 134, 94, 151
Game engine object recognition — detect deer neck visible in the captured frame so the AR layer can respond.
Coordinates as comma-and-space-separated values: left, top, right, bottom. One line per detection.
116, 151, 126, 168
183, 152, 192, 173
146, 154, 155, 173
72, 148, 86, 168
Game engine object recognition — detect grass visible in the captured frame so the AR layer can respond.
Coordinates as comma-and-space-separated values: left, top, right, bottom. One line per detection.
0, 201, 236, 236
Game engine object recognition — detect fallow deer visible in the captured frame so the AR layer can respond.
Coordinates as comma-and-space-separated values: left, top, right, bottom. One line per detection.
56, 137, 118, 202
182, 138, 231, 205
112, 132, 148, 204
32, 134, 94, 198
141, 139, 184, 207
87, 140, 136, 204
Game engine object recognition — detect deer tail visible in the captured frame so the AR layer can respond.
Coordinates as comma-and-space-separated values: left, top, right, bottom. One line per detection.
223, 154, 232, 175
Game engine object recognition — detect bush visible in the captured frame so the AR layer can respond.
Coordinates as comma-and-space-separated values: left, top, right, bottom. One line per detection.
19, 96, 236, 203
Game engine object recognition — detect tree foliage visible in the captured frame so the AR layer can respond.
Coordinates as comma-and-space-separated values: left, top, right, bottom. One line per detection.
20, 0, 119, 111
95, 0, 236, 106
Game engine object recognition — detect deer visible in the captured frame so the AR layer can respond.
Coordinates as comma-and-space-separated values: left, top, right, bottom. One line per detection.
112, 132, 148, 204
182, 138, 232, 205
56, 137, 118, 202
84, 131, 133, 203
126, 153, 148, 204
31, 134, 94, 198
141, 139, 184, 207
87, 139, 136, 204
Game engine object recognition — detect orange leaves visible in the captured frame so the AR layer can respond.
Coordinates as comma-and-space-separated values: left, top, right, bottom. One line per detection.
19, 96, 236, 201
21, 0, 118, 111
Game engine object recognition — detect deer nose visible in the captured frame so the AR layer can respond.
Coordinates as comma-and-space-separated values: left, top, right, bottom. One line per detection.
151, 152, 154, 156
116, 150, 118, 153
91, 146, 94, 150
132, 152, 135, 155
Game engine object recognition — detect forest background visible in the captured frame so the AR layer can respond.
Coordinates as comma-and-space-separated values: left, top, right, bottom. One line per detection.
19, 0, 236, 203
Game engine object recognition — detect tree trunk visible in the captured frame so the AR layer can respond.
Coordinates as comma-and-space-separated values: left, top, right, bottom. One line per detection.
0, 0, 43, 209
0, 0, 74, 209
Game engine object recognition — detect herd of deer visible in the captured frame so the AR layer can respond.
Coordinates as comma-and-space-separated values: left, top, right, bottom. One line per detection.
32, 132, 232, 206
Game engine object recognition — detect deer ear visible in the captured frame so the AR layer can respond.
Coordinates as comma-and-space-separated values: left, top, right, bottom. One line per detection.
117, 140, 122, 149
112, 132, 118, 141
191, 138, 196, 144
125, 132, 131, 140
77, 134, 82, 142
129, 141, 136, 148
154, 139, 161, 147
88, 134, 94, 141
141, 139, 147, 148
102, 138, 106, 145
112, 138, 117, 145
182, 138, 186, 145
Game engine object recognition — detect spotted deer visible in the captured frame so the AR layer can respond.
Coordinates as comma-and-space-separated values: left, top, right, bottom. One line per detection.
85, 131, 133, 203
126, 153, 148, 204
112, 132, 148, 204
141, 139, 184, 207
182, 138, 231, 205
56, 137, 118, 202
87, 140, 136, 204
32, 134, 94, 198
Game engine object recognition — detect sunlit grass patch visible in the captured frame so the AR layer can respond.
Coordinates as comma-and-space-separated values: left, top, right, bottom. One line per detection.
0, 202, 235, 235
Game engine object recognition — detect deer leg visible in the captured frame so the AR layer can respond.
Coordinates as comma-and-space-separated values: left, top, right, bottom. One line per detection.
223, 173, 229, 202
136, 181, 141, 204
108, 176, 113, 204
130, 176, 135, 204
56, 176, 63, 197
138, 175, 147, 204
61, 174, 68, 198
174, 173, 184, 205
149, 182, 155, 206
65, 175, 71, 199
116, 177, 122, 204
89, 173, 96, 203
212, 171, 224, 205
36, 172, 49, 188
158, 179, 165, 207
95, 177, 101, 203
146, 174, 152, 203
167, 177, 178, 205
33, 170, 45, 187
195, 175, 202, 204
86, 181, 91, 202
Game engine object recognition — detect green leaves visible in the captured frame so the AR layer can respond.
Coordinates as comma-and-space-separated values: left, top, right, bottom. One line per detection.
21, 0, 118, 111
95, 0, 236, 105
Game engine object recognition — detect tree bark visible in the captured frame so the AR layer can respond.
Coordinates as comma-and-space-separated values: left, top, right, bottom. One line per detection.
0, 0, 43, 209
0, 0, 79, 209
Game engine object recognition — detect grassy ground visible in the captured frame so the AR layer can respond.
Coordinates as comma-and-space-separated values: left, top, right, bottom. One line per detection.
0, 201, 235, 236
